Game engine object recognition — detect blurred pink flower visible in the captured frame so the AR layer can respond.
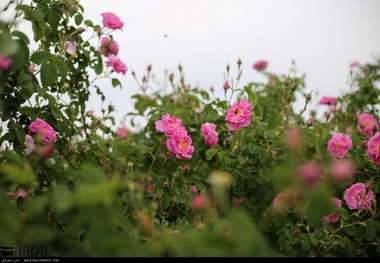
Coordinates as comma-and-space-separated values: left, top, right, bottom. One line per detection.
349, 61, 360, 69
106, 55, 127, 75
190, 185, 198, 194
306, 117, 314, 127
100, 36, 119, 56
225, 99, 252, 131
64, 41, 77, 56
319, 96, 337, 105
252, 60, 268, 71
200, 123, 219, 147
37, 143, 55, 158
357, 113, 378, 137
286, 127, 302, 150
29, 118, 57, 145
101, 12, 124, 30
322, 198, 342, 224
116, 127, 128, 139
367, 132, 380, 164
166, 129, 194, 159
298, 160, 322, 185
327, 133, 352, 158
223, 81, 231, 91
155, 114, 184, 137
24, 135, 34, 155
192, 195, 205, 209
7, 188, 28, 200
344, 183, 374, 210
330, 159, 356, 181
0, 54, 12, 71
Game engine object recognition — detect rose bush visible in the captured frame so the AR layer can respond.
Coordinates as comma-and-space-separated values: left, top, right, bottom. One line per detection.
1, 0, 380, 257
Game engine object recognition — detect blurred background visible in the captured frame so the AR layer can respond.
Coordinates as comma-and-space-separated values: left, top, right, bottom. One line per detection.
3, 0, 380, 127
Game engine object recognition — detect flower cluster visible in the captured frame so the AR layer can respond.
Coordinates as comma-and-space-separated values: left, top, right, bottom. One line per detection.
225, 99, 252, 131
156, 114, 194, 159
29, 118, 58, 145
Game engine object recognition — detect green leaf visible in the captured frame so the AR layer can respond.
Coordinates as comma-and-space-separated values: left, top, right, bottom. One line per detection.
75, 13, 84, 26
31, 51, 50, 64
12, 31, 30, 45
40, 62, 58, 87
112, 78, 122, 88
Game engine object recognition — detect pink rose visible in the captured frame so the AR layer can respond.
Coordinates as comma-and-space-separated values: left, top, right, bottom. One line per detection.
344, 183, 374, 210
322, 198, 342, 224
29, 118, 57, 145
24, 135, 35, 155
319, 96, 337, 105
192, 195, 205, 209
166, 128, 194, 160
252, 60, 268, 72
330, 159, 355, 181
106, 55, 127, 75
225, 99, 252, 131
101, 12, 124, 30
200, 123, 219, 147
64, 41, 77, 56
298, 160, 322, 185
357, 113, 378, 137
155, 114, 184, 136
367, 132, 380, 164
327, 133, 352, 158
116, 127, 128, 139
0, 54, 12, 71
190, 185, 198, 194
100, 36, 119, 56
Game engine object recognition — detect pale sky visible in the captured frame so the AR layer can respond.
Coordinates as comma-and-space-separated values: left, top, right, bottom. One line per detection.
5, 0, 380, 128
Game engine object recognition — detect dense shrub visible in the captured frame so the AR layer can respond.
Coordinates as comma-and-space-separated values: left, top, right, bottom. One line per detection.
1, 0, 380, 257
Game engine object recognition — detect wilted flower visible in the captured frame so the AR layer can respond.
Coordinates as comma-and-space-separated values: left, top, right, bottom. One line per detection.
252, 60, 268, 72
100, 36, 119, 56
319, 96, 337, 105
29, 118, 57, 145
28, 63, 37, 73
322, 198, 342, 224
298, 160, 322, 185
182, 164, 190, 173
200, 123, 219, 147
101, 12, 124, 30
106, 55, 127, 75
330, 159, 356, 181
223, 81, 231, 91
155, 114, 183, 137
344, 183, 374, 210
357, 113, 378, 137
327, 133, 352, 158
24, 135, 34, 155
367, 132, 380, 164
225, 99, 252, 131
116, 127, 128, 139
166, 128, 194, 159
64, 41, 77, 56
306, 117, 314, 127
0, 54, 12, 71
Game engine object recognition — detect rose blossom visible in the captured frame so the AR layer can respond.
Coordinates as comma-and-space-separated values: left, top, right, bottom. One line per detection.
106, 55, 127, 75
344, 183, 374, 210
357, 113, 378, 137
166, 128, 194, 160
322, 198, 342, 224
0, 54, 12, 71
327, 133, 352, 158
28, 118, 57, 145
192, 195, 205, 209
200, 123, 219, 147
116, 127, 128, 139
101, 12, 124, 30
24, 135, 35, 155
64, 41, 77, 56
252, 60, 268, 72
225, 99, 252, 131
298, 160, 322, 185
155, 114, 184, 136
367, 132, 380, 164
7, 188, 28, 200
330, 159, 355, 181
319, 96, 337, 105
190, 185, 198, 194
100, 36, 119, 56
